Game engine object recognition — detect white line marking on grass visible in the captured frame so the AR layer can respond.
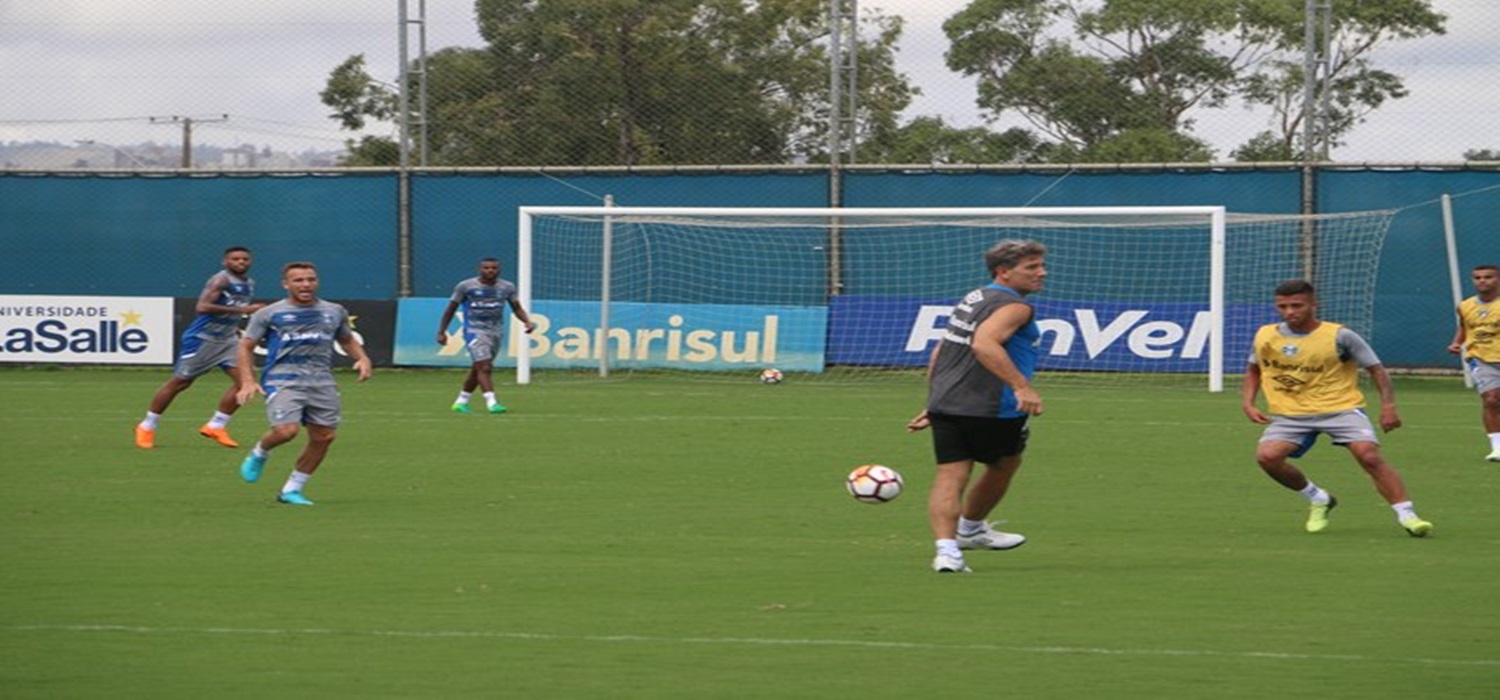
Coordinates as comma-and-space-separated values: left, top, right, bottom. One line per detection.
7, 624, 1498, 668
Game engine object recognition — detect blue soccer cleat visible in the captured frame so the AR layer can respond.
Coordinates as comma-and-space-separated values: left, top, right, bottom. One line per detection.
277, 491, 315, 506
240, 453, 267, 483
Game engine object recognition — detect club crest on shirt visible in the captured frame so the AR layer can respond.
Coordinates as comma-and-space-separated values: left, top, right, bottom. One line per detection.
1280, 345, 1300, 357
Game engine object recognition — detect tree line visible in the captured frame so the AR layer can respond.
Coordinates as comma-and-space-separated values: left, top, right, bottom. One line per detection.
321, 0, 1451, 167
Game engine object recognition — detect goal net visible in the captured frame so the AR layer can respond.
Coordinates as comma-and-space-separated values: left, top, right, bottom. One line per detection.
515, 206, 1395, 390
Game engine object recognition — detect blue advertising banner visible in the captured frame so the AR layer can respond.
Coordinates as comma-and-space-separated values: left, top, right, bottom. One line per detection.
395, 298, 828, 372
828, 296, 1277, 373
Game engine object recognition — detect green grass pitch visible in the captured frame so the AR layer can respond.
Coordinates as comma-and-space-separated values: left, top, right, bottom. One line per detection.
2, 367, 1497, 698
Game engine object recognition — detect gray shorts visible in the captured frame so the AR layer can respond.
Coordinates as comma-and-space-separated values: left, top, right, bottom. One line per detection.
1467, 358, 1500, 394
173, 335, 238, 379
265, 385, 342, 428
1261, 409, 1380, 455
464, 331, 502, 363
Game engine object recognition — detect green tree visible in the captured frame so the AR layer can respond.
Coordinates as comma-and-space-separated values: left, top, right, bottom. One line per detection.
942, 0, 1444, 163
1238, 0, 1445, 160
858, 116, 1052, 163
322, 0, 913, 167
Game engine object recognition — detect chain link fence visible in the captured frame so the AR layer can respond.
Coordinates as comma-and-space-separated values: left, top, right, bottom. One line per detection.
2, 1, 1498, 170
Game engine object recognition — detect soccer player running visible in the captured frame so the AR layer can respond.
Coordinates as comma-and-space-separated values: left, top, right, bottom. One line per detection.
436, 257, 536, 414
1242, 279, 1432, 537
907, 240, 1045, 574
234, 262, 372, 506
1448, 263, 1500, 462
135, 246, 265, 449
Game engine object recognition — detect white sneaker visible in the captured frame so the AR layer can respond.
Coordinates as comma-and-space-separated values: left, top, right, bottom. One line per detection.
1486, 448, 1500, 463
957, 522, 1027, 550
932, 552, 972, 573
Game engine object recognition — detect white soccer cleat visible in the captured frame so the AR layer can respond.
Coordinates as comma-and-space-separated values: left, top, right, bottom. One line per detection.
932, 552, 972, 573
957, 522, 1027, 550
1486, 448, 1500, 463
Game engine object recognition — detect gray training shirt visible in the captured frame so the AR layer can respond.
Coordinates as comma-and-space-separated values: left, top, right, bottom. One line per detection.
244, 299, 354, 392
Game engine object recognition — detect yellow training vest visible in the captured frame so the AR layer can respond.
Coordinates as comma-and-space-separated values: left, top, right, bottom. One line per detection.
1253, 321, 1364, 416
1458, 296, 1500, 363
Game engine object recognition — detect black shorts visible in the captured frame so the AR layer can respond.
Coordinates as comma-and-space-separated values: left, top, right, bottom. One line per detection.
929, 412, 1030, 465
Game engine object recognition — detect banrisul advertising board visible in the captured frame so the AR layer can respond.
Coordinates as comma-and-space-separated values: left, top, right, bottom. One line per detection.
0, 295, 174, 364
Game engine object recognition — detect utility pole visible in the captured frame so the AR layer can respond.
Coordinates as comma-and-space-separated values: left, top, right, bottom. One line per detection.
150, 114, 228, 168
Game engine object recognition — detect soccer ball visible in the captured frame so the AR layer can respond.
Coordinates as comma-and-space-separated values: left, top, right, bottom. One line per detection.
845, 464, 904, 504
758, 368, 784, 384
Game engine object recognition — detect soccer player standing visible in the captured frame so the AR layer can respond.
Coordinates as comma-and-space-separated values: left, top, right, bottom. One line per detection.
436, 257, 535, 414
907, 240, 1045, 574
1448, 263, 1500, 461
1242, 279, 1433, 537
234, 262, 371, 506
135, 246, 265, 449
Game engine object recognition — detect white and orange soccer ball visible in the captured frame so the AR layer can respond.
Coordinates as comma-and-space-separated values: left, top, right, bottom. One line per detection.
758, 368, 784, 384
845, 464, 904, 504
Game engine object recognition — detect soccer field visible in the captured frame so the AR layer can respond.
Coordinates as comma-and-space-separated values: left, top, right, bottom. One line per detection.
1, 367, 1496, 698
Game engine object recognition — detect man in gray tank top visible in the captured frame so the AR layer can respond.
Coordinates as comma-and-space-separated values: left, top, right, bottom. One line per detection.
233, 262, 373, 506
907, 240, 1048, 574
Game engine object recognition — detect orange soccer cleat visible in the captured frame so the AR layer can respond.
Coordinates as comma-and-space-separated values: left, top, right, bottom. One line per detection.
198, 425, 240, 448
134, 426, 155, 449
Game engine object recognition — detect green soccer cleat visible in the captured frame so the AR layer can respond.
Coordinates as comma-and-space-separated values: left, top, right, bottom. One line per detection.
240, 453, 267, 484
451, 402, 472, 413
1306, 495, 1337, 533
1401, 517, 1433, 538
487, 403, 508, 414
277, 491, 315, 506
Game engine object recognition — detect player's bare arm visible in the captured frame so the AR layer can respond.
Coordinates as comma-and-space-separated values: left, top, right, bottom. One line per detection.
907, 345, 942, 432
1367, 364, 1402, 432
233, 336, 265, 405
1241, 363, 1270, 424
195, 277, 263, 316
1449, 309, 1467, 354
971, 303, 1042, 415
338, 335, 374, 382
436, 300, 461, 345
509, 298, 537, 333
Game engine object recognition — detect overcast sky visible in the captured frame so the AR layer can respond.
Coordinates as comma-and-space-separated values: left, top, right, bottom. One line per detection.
1, 0, 1495, 162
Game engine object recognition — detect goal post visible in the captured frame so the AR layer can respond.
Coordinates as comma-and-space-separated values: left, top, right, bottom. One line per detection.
515, 205, 1393, 391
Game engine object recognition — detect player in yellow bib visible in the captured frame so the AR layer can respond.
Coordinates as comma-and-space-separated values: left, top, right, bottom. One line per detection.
1241, 280, 1433, 537
1448, 264, 1500, 461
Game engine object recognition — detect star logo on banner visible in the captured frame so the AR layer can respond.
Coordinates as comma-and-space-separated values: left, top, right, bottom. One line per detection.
120, 309, 143, 326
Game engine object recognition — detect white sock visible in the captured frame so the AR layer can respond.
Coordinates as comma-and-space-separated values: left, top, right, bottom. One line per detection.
957, 517, 985, 536
1391, 500, 1417, 521
455, 391, 472, 404
484, 391, 498, 407
282, 470, 311, 494
251, 443, 269, 458
1299, 483, 1330, 505
139, 412, 161, 430
207, 411, 232, 429
936, 539, 962, 557
1488, 432, 1500, 450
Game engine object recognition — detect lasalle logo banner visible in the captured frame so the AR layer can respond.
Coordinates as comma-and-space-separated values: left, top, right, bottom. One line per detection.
0, 295, 174, 364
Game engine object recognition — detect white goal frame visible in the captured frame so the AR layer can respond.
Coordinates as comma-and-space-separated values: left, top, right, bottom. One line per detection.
517, 205, 1229, 390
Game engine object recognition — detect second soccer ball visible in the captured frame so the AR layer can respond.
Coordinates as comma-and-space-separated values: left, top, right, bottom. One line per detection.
758, 368, 784, 384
